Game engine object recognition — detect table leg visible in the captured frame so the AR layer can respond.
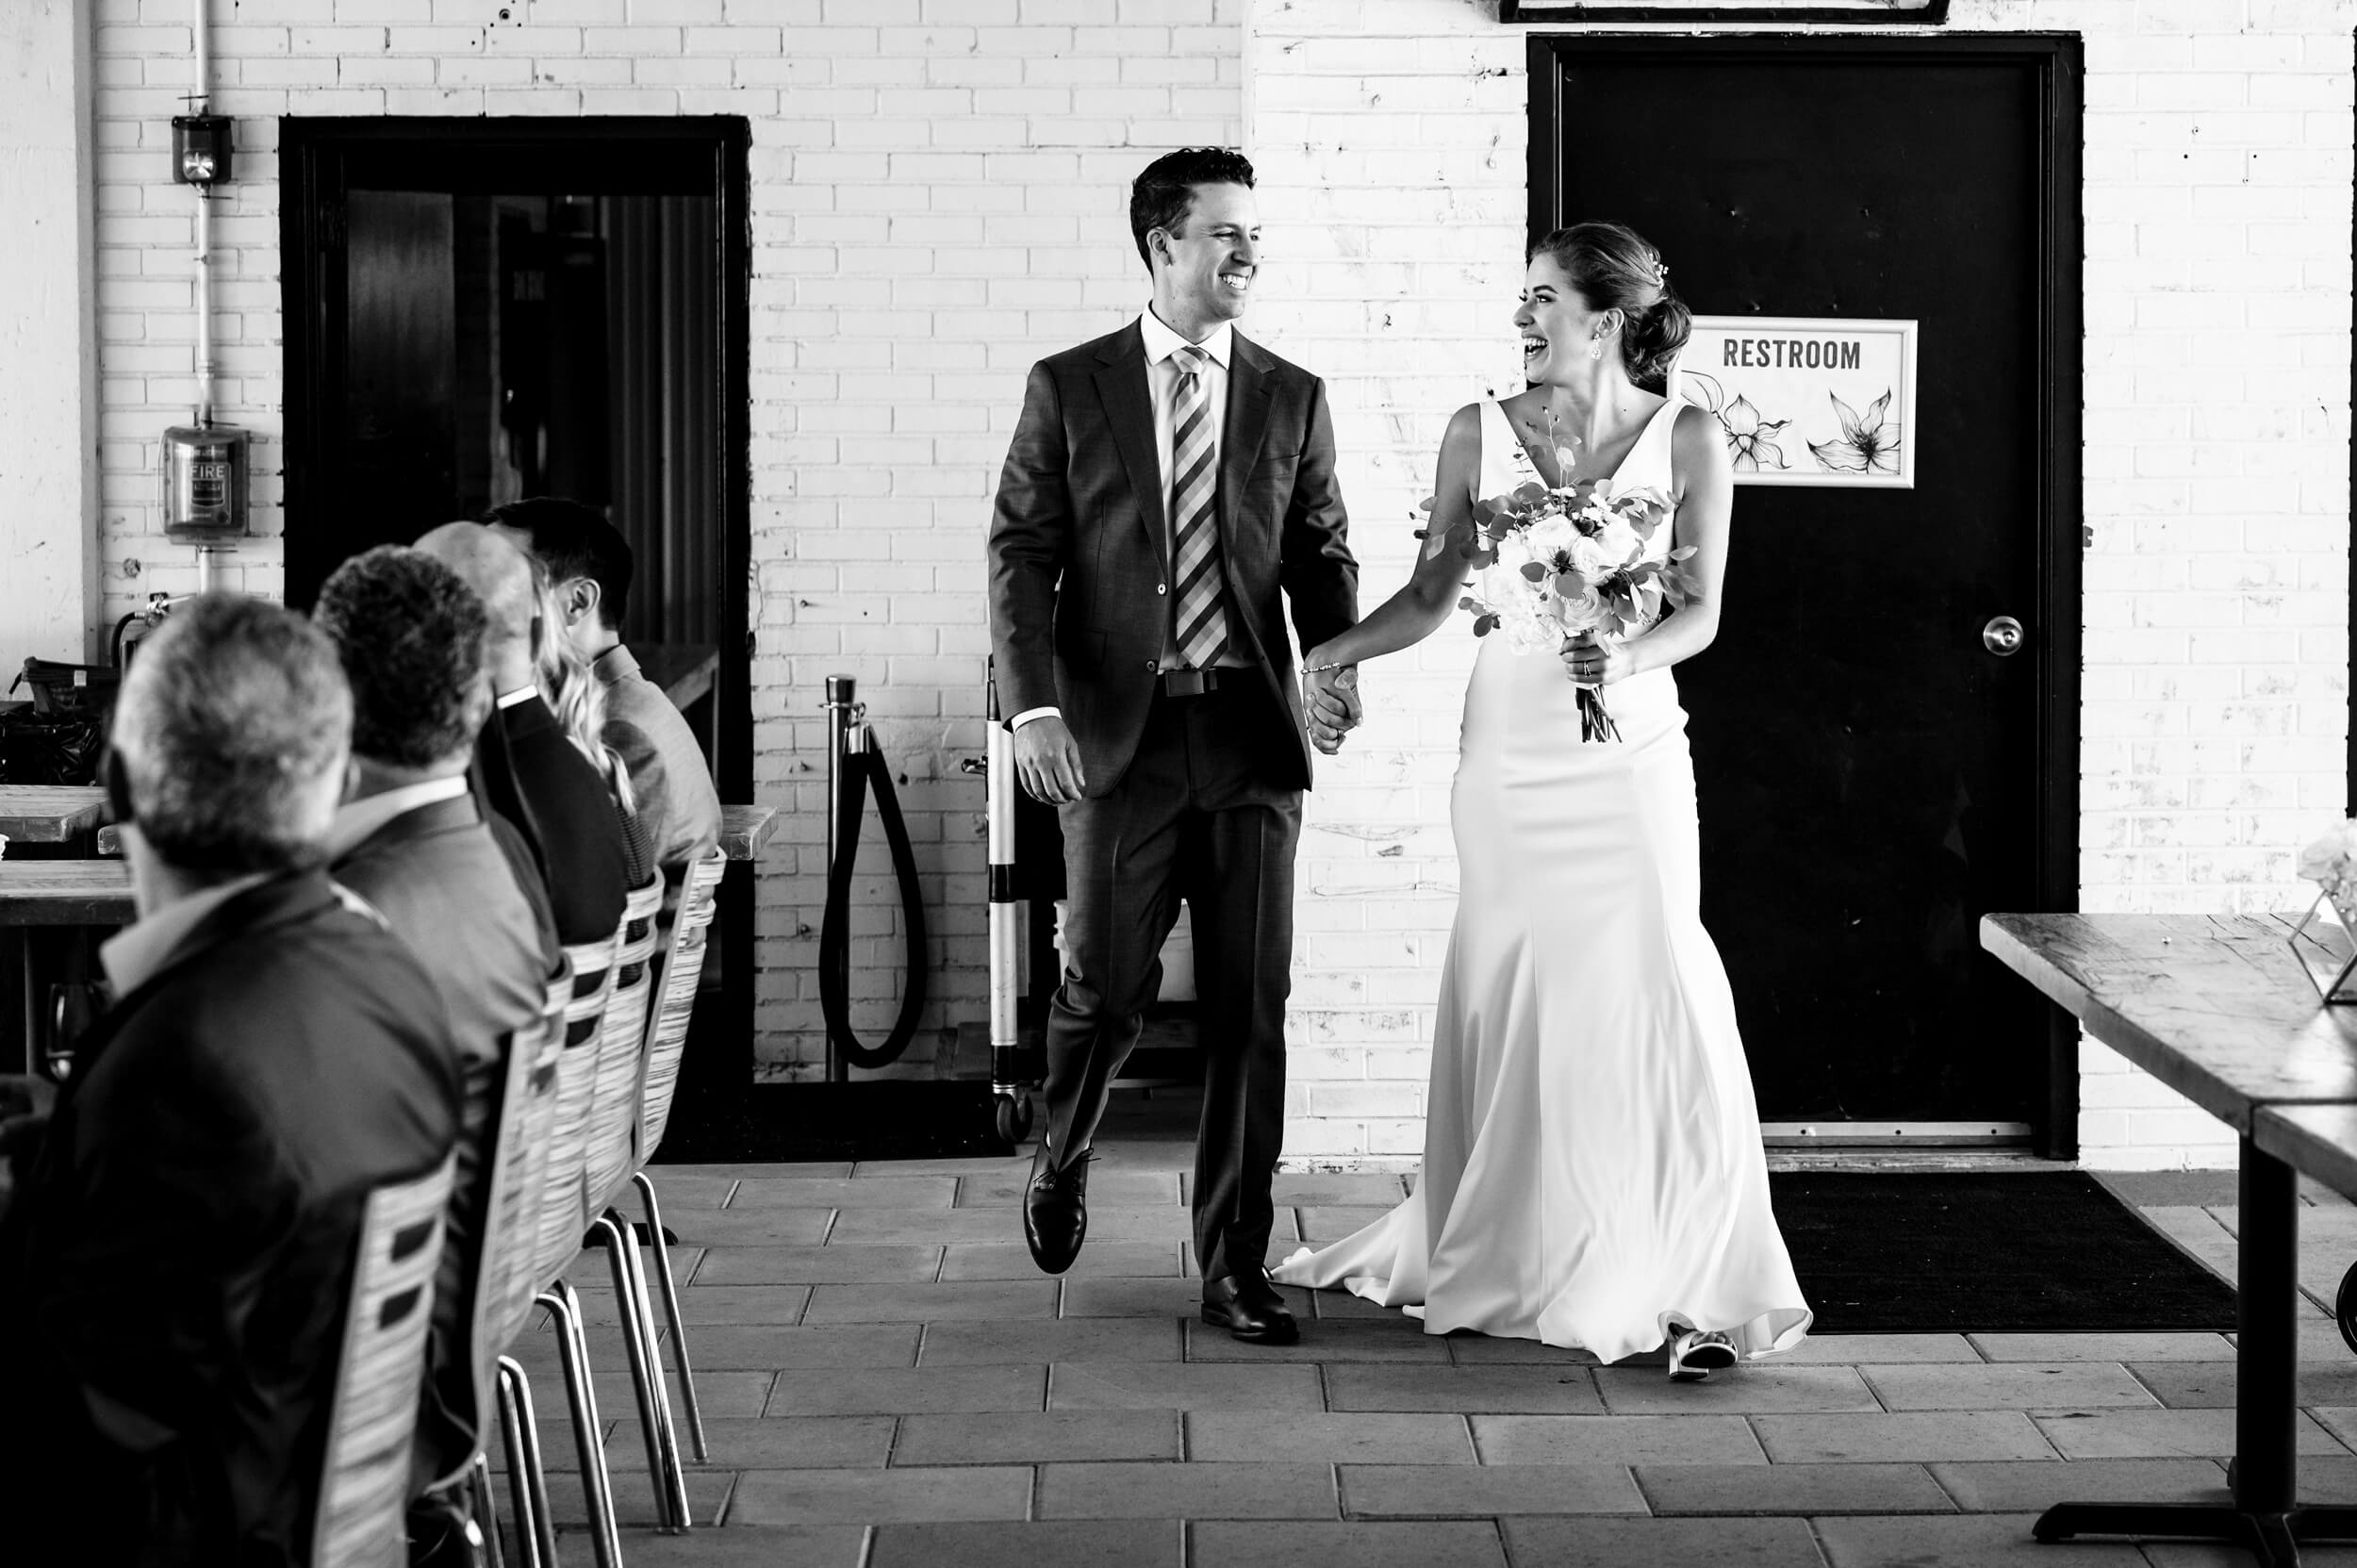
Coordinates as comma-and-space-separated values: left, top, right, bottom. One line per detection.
2032, 1135, 2352, 1565
12, 928, 34, 1077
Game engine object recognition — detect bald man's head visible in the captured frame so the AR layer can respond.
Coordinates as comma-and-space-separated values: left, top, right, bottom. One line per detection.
414, 520, 539, 693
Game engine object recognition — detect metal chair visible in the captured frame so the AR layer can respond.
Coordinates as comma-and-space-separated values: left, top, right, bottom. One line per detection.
577, 873, 693, 1530
624, 847, 729, 1468
309, 1153, 460, 1568
513, 933, 628, 1568
426, 966, 568, 1567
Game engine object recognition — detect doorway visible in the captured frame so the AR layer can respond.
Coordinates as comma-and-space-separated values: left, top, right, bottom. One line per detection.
282, 117, 757, 1091
1530, 36, 2084, 1153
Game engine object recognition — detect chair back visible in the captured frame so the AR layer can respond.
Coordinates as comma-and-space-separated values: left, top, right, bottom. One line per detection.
535, 932, 618, 1289
636, 847, 728, 1163
584, 873, 664, 1214
476, 958, 570, 1374
309, 1153, 459, 1568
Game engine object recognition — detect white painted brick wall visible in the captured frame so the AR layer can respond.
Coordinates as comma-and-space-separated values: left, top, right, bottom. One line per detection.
76, 0, 2353, 1164
1244, 0, 2353, 1169
85, 0, 1243, 1079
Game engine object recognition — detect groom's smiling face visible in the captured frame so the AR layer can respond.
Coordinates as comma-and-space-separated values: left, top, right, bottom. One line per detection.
1151, 182, 1261, 333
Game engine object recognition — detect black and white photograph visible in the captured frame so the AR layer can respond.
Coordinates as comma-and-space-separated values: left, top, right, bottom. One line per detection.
0, 0, 2352, 1563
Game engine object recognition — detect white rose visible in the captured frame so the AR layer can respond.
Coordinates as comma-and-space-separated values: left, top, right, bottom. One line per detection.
1593, 517, 1641, 565
1523, 514, 1576, 562
1566, 534, 1618, 584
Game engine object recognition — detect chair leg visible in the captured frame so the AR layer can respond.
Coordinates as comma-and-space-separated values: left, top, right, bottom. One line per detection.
496, 1356, 558, 1568
538, 1285, 622, 1568
633, 1169, 708, 1463
590, 1209, 691, 1532
468, 1451, 505, 1568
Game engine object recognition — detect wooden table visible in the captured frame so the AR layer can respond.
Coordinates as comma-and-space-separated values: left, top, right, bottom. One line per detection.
1983, 913, 2357, 1564
0, 785, 107, 844
719, 803, 777, 863
0, 860, 135, 1075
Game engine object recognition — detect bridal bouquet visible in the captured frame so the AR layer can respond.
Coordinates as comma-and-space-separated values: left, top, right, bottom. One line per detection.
1419, 421, 1697, 742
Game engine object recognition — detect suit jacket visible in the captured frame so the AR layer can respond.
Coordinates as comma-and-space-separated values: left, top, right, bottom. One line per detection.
332, 790, 551, 1490
596, 643, 723, 872
0, 871, 459, 1567
987, 321, 1359, 797
472, 693, 633, 946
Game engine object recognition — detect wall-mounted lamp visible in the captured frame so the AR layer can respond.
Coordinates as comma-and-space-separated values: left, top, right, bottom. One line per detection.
171, 114, 233, 186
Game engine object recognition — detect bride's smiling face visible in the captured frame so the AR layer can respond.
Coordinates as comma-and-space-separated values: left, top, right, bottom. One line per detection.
1515, 253, 1606, 385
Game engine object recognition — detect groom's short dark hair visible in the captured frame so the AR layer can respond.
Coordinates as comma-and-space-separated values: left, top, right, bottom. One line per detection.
1129, 148, 1256, 272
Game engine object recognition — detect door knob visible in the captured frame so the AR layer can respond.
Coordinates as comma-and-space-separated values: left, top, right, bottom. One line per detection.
1982, 615, 2025, 656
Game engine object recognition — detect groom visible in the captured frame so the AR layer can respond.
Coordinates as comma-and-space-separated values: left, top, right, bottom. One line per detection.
986, 148, 1361, 1344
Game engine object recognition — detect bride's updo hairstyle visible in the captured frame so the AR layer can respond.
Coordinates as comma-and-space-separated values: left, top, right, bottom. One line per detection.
1529, 222, 1690, 393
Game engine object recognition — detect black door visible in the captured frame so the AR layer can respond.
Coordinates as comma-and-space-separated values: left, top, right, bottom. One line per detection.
1533, 38, 2082, 1148
283, 118, 760, 1094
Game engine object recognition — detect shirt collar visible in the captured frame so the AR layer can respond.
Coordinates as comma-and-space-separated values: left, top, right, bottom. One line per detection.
592, 644, 641, 684
1140, 307, 1231, 371
100, 871, 275, 998
324, 774, 471, 863
496, 685, 537, 711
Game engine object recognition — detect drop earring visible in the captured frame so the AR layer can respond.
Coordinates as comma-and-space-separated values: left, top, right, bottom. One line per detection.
1589, 338, 1603, 361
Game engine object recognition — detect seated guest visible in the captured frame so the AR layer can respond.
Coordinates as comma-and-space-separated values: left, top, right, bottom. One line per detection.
0, 595, 460, 1566
532, 569, 654, 886
415, 520, 632, 946
486, 498, 723, 871
312, 546, 553, 1518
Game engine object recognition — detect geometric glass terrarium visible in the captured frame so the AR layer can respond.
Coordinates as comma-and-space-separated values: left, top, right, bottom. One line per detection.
2288, 888, 2357, 1004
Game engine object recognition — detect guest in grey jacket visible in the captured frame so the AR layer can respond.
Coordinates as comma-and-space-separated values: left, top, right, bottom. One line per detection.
485, 497, 723, 871
313, 545, 553, 1514
0, 594, 459, 1566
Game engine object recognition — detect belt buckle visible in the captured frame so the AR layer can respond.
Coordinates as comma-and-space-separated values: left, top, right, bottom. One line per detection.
1165, 668, 1210, 697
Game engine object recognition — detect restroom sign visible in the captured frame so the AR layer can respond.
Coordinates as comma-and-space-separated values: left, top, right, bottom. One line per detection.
1674, 316, 1920, 489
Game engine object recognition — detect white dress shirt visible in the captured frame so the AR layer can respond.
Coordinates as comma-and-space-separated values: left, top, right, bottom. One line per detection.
1011, 307, 1239, 732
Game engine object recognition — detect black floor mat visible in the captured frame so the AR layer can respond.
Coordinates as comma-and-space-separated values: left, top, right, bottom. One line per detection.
1772, 1170, 2238, 1333
652, 1081, 1012, 1164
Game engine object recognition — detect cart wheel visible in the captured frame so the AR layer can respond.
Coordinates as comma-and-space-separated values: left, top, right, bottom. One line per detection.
2339, 1261, 2357, 1356
996, 1092, 1035, 1144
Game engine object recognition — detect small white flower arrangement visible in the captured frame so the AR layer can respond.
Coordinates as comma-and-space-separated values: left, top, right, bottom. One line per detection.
2291, 820, 2357, 1002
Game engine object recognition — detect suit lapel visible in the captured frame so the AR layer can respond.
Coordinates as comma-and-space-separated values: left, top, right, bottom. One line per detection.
1093, 324, 1169, 574
1218, 335, 1273, 550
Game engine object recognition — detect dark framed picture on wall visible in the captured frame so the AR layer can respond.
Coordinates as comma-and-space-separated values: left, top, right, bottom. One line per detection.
1501, 0, 1949, 21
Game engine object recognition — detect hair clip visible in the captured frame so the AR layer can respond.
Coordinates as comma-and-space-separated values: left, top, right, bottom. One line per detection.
1652, 260, 1669, 287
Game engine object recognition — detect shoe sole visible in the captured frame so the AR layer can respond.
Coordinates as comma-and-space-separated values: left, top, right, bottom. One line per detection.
1669, 1344, 1738, 1381
1200, 1305, 1300, 1345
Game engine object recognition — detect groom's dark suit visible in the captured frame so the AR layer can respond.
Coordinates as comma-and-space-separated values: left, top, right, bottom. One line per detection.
988, 317, 1357, 1282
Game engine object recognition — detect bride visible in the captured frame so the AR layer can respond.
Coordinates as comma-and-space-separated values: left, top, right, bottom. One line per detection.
1276, 222, 1811, 1379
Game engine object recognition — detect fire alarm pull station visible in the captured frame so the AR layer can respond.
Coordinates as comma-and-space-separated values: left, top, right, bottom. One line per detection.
162, 423, 251, 541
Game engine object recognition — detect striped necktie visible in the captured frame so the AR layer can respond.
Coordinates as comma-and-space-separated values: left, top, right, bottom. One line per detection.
1169, 342, 1229, 669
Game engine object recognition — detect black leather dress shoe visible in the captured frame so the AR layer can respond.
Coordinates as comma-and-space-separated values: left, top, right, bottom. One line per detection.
1023, 1140, 1089, 1275
1202, 1267, 1300, 1345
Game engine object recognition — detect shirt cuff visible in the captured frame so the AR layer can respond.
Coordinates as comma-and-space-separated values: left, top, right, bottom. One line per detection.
1007, 706, 1062, 731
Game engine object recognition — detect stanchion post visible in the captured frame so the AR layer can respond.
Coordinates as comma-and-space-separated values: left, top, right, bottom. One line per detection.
821, 675, 861, 1084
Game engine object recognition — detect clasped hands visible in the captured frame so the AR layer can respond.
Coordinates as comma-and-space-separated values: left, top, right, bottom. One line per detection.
1011, 661, 1367, 807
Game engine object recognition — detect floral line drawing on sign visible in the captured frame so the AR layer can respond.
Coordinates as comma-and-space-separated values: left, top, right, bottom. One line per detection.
1808, 389, 1903, 476
1680, 371, 1791, 473
1674, 317, 1919, 488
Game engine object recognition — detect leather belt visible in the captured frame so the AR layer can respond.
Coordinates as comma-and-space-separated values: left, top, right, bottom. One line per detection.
1157, 667, 1228, 697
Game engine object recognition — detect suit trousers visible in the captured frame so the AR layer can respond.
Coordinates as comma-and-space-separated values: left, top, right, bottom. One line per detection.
1042, 683, 1301, 1283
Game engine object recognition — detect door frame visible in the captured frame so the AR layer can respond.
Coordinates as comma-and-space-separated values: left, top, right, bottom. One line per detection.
280, 115, 760, 1090
1526, 34, 2085, 1158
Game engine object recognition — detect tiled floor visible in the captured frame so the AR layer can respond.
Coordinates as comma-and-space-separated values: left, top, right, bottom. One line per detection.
502, 1098, 2357, 1567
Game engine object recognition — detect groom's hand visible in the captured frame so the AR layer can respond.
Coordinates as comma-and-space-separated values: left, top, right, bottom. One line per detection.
1304, 666, 1361, 755
1013, 716, 1087, 805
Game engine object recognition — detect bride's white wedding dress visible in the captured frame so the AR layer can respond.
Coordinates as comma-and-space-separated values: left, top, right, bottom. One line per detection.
1273, 398, 1812, 1363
